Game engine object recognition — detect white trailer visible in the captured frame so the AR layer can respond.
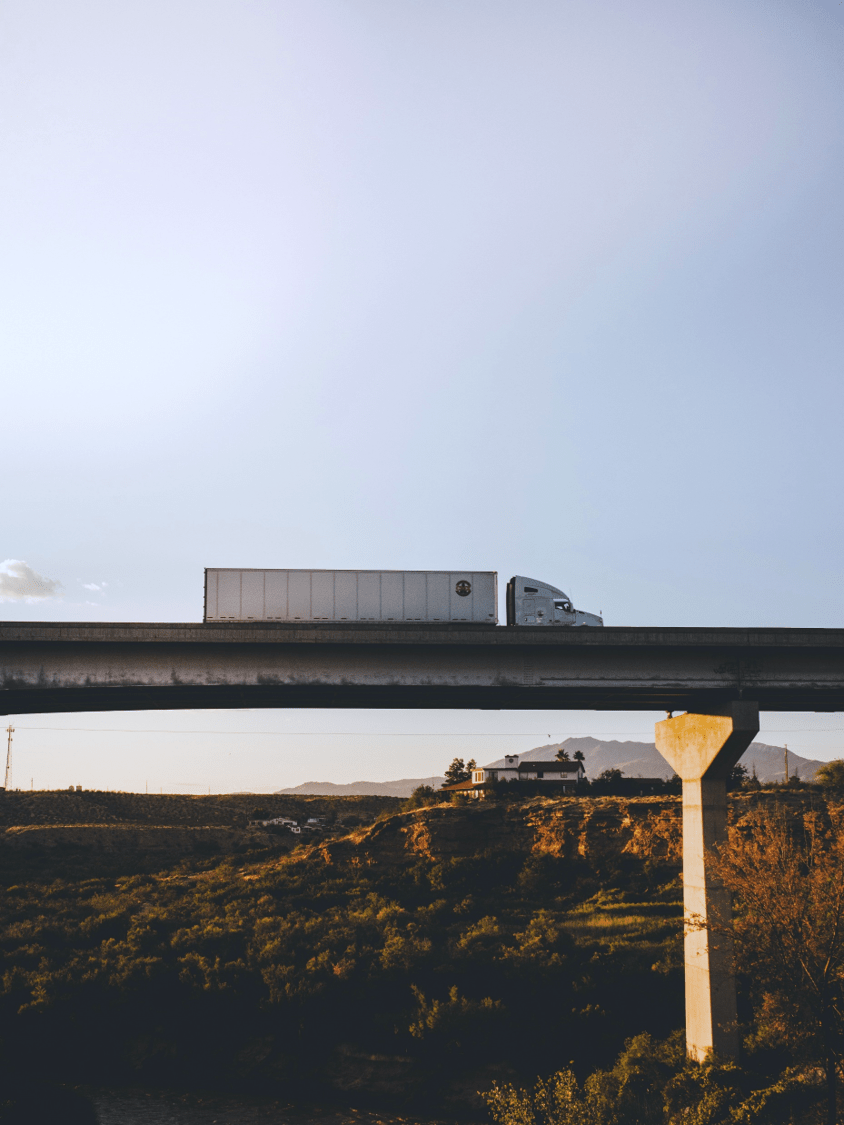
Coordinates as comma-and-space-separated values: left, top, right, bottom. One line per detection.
204, 569, 498, 624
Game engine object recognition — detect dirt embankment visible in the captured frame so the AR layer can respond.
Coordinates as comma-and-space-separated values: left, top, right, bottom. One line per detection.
318, 790, 832, 869
316, 795, 683, 868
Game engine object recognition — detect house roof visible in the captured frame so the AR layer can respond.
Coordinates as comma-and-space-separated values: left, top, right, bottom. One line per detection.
516, 760, 582, 772
439, 779, 479, 792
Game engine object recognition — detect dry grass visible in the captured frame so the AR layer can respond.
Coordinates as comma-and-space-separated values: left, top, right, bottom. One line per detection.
561, 897, 681, 943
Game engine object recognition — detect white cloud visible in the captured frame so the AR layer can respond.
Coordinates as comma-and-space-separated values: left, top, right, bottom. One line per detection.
0, 559, 63, 602
82, 582, 101, 592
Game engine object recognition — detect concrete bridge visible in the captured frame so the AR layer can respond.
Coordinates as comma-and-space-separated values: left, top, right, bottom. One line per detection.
1, 620, 844, 715
3, 618, 844, 1065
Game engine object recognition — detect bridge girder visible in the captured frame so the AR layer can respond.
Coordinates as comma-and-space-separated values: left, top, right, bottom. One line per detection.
2, 621, 844, 714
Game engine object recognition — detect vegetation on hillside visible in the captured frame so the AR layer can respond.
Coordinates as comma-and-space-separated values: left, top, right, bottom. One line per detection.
0, 795, 682, 1113
0, 781, 842, 1121
0, 790, 401, 830
484, 796, 844, 1125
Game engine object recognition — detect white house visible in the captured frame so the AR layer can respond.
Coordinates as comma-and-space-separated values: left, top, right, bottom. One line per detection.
441, 753, 586, 797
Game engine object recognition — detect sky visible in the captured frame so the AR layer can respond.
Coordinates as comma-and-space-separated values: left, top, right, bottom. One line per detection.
2, 0, 843, 791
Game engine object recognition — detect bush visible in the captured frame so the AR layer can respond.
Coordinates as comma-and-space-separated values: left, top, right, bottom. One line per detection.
484, 1033, 684, 1125
402, 785, 443, 811
483, 1033, 821, 1125
815, 760, 844, 790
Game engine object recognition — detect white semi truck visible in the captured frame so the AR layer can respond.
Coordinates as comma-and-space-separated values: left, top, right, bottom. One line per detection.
204, 569, 602, 627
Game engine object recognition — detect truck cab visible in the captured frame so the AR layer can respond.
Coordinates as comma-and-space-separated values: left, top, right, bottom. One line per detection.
506, 576, 603, 627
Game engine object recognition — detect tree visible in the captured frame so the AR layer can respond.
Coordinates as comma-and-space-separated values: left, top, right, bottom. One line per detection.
715, 806, 844, 1125
573, 750, 585, 763
727, 762, 748, 791
598, 768, 622, 782
556, 748, 571, 762
404, 784, 439, 809
816, 760, 844, 790
443, 758, 477, 786
589, 769, 624, 796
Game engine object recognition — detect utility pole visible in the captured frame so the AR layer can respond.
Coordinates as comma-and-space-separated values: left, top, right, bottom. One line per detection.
784, 742, 789, 784
4, 725, 14, 791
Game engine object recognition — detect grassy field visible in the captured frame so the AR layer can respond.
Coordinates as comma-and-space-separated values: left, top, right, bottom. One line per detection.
0, 789, 403, 828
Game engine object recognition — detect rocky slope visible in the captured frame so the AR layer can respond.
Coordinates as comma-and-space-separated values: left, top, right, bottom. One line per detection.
317, 790, 830, 870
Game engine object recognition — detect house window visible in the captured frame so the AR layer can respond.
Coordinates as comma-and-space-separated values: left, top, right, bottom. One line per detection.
536, 771, 544, 779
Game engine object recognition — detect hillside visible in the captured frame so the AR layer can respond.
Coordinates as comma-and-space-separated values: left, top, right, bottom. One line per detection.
0, 788, 779, 873
0, 791, 689, 1111
0, 788, 838, 1120
0, 789, 401, 828
0, 790, 403, 879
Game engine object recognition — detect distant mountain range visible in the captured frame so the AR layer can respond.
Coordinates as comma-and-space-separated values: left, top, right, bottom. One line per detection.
489, 738, 825, 784
276, 776, 446, 797
276, 739, 827, 797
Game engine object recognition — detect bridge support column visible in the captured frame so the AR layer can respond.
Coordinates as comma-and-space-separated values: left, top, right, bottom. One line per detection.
655, 702, 759, 1061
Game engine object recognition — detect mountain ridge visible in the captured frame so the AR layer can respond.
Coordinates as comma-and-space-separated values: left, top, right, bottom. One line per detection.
276, 776, 445, 797
277, 739, 827, 795
486, 737, 825, 783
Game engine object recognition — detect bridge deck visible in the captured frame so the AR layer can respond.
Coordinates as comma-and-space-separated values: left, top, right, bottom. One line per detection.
2, 622, 843, 713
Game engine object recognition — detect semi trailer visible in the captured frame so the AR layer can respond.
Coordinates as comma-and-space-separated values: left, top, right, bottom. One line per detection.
204, 569, 603, 627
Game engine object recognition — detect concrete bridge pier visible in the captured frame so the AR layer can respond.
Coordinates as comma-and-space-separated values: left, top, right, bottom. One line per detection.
655, 702, 760, 1061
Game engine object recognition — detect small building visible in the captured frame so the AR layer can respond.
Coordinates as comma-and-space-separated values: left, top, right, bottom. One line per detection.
441, 754, 586, 798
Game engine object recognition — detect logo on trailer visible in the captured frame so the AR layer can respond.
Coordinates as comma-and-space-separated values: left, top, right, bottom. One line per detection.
455, 580, 471, 597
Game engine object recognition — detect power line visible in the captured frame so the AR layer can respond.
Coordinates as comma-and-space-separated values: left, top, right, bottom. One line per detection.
12, 727, 661, 738
13, 727, 655, 735
11, 726, 844, 736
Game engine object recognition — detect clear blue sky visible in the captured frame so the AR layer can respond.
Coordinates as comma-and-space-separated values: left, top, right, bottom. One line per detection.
3, 0, 843, 790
